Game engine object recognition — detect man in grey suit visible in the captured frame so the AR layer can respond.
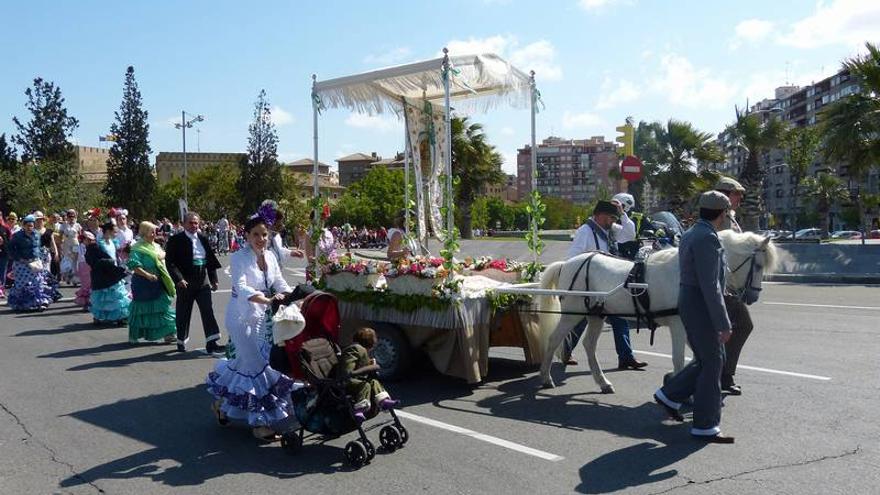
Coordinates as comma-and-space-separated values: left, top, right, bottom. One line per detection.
654, 191, 735, 444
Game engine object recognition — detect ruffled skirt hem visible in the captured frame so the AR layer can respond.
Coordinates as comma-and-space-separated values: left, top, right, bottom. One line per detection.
206, 360, 300, 427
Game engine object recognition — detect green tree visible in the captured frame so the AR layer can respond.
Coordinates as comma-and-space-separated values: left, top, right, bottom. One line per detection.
801, 170, 849, 233
0, 134, 19, 213
485, 196, 515, 230
726, 106, 787, 231
12, 78, 83, 211
154, 178, 183, 221
103, 66, 155, 220
636, 119, 722, 217
187, 163, 241, 221
332, 166, 405, 228
278, 172, 309, 232
237, 89, 283, 217
781, 126, 821, 231
470, 197, 489, 231
820, 41, 880, 237
450, 117, 504, 239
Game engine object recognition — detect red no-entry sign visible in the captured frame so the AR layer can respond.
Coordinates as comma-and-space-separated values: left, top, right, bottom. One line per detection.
621, 155, 643, 182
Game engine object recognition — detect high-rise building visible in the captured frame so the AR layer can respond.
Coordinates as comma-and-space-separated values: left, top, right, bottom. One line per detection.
516, 136, 618, 204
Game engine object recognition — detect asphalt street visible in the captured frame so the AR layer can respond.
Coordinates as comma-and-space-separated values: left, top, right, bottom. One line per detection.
1, 257, 878, 494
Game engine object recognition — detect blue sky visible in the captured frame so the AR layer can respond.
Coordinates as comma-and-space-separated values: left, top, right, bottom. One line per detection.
1, 0, 877, 174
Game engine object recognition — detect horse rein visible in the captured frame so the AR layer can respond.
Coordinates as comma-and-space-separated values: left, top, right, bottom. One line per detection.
727, 247, 766, 299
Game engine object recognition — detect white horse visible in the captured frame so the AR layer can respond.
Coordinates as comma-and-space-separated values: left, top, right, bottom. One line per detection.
537, 230, 776, 392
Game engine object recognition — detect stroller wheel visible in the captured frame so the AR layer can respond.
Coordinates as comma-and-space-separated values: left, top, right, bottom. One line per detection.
379, 425, 402, 451
280, 432, 302, 454
395, 424, 409, 445
344, 440, 368, 468
363, 438, 376, 461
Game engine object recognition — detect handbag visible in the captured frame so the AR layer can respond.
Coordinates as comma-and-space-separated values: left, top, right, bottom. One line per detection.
28, 259, 44, 272
131, 273, 163, 301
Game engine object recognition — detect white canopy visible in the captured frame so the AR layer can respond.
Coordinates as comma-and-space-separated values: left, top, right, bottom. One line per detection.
313, 53, 532, 116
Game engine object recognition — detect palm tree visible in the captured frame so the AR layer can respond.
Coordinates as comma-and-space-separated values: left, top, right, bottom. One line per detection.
801, 170, 850, 234
726, 107, 788, 232
637, 119, 722, 216
820, 42, 880, 239
450, 116, 504, 239
782, 126, 821, 231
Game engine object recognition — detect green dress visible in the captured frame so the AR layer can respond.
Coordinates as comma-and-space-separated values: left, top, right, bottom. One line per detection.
127, 243, 177, 342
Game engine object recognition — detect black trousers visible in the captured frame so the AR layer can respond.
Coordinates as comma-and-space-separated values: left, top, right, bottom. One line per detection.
722, 295, 753, 386
176, 282, 220, 345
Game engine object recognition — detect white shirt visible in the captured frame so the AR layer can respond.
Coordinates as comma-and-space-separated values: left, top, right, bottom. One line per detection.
567, 212, 636, 259
116, 226, 134, 249
184, 230, 206, 260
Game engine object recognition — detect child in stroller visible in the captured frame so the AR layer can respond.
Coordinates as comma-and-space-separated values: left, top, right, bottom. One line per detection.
342, 327, 399, 422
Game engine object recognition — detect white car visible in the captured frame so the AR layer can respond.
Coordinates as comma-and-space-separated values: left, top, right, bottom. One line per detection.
795, 228, 823, 240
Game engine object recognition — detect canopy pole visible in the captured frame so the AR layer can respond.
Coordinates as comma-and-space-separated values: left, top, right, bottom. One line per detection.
442, 48, 453, 241
529, 70, 538, 266
402, 98, 411, 237
311, 74, 319, 199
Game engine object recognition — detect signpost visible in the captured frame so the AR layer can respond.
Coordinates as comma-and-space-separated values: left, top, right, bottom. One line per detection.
621, 155, 643, 182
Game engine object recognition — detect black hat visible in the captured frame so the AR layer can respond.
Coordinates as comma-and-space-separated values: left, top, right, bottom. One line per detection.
593, 200, 619, 217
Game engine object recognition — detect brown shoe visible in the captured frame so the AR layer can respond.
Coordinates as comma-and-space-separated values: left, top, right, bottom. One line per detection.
565, 357, 578, 366
618, 357, 648, 370
692, 434, 735, 444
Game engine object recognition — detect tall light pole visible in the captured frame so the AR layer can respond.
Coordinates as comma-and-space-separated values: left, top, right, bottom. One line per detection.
174, 111, 204, 205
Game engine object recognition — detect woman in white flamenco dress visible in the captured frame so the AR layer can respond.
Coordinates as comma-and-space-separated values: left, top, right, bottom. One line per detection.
206, 215, 299, 441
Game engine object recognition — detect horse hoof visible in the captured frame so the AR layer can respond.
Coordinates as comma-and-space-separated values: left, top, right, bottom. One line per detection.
601, 385, 615, 394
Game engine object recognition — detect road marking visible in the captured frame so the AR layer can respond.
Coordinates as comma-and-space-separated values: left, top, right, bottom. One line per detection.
395, 410, 564, 462
633, 350, 832, 381
762, 301, 880, 311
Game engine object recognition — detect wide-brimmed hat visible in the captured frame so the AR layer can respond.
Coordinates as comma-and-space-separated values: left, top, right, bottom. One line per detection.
32, 210, 45, 219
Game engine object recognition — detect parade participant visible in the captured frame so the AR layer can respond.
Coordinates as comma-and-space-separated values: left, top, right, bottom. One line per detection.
7, 212, 20, 234
715, 176, 751, 396
304, 210, 337, 269
165, 212, 225, 355
35, 212, 62, 301
611, 193, 642, 260
387, 210, 417, 262
258, 201, 305, 265
127, 222, 177, 344
86, 223, 131, 326
114, 209, 134, 266
206, 213, 296, 442
74, 232, 95, 309
0, 213, 10, 299
7, 215, 54, 311
342, 327, 398, 423
562, 200, 647, 370
59, 209, 82, 285
654, 191, 735, 444
216, 214, 229, 254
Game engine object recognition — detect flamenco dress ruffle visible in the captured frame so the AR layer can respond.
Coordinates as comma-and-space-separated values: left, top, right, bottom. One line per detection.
7, 261, 54, 311
128, 292, 176, 341
90, 280, 131, 322
74, 263, 91, 307
206, 361, 299, 427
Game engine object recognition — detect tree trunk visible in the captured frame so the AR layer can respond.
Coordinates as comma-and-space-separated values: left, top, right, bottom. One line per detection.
460, 199, 473, 239
737, 154, 765, 232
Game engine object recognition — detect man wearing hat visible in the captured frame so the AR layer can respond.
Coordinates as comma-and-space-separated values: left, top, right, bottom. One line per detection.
562, 199, 647, 370
715, 176, 751, 396
654, 191, 735, 443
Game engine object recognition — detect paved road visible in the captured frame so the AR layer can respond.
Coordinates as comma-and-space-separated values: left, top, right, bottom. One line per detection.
1, 265, 878, 494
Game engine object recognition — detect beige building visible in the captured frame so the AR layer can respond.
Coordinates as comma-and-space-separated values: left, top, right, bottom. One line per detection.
155, 151, 246, 184
75, 146, 110, 184
336, 152, 404, 187
283, 158, 331, 176
287, 172, 346, 202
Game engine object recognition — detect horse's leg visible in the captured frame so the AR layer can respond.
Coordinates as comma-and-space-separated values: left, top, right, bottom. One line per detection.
668, 317, 687, 374
583, 316, 614, 394
540, 313, 581, 388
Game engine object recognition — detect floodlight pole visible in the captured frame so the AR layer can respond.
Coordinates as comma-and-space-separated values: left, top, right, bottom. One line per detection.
174, 111, 204, 206
529, 71, 538, 265
442, 48, 453, 241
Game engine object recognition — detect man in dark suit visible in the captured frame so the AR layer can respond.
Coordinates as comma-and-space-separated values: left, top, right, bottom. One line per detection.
165, 212, 224, 356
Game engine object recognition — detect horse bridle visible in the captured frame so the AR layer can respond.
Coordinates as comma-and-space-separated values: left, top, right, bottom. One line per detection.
727, 248, 766, 300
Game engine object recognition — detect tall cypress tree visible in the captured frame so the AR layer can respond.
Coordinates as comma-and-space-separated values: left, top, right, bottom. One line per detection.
104, 66, 155, 219
237, 89, 283, 217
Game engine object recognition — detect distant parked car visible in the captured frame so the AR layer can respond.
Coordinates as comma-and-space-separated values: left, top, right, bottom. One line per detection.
773, 230, 793, 239
831, 230, 862, 240
870, 230, 880, 239
795, 228, 823, 240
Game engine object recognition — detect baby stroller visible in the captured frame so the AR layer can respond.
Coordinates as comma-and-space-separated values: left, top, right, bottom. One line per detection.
276, 291, 409, 468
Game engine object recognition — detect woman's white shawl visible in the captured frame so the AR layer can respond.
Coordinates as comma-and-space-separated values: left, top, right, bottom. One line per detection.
226, 246, 292, 335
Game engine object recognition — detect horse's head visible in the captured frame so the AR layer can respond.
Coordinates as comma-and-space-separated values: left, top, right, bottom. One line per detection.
718, 231, 777, 305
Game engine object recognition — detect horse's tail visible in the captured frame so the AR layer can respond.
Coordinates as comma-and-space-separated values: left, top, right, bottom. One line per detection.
536, 261, 564, 358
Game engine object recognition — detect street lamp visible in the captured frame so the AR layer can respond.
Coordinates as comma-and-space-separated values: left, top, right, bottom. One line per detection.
174, 111, 205, 205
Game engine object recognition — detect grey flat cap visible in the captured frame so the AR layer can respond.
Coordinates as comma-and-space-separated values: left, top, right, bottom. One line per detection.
699, 190, 732, 210
715, 176, 745, 192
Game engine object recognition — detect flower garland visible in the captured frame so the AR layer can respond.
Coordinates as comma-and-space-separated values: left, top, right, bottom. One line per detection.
323, 254, 386, 276
386, 255, 452, 280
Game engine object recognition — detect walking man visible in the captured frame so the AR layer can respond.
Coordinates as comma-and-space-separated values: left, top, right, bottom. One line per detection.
715, 176, 751, 395
562, 199, 647, 370
654, 191, 734, 444
165, 212, 225, 355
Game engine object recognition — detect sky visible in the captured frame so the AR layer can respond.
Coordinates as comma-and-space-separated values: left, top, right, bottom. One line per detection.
1, 0, 878, 175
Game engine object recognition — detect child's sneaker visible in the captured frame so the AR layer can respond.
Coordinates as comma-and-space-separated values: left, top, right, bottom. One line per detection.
379, 398, 399, 411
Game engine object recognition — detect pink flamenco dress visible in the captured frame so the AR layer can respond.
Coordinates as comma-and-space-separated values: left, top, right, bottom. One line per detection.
74, 243, 92, 309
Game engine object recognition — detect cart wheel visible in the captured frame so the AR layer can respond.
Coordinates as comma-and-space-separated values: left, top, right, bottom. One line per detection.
344, 440, 368, 468
280, 432, 302, 454
379, 425, 402, 451
395, 424, 409, 445
372, 323, 412, 381
363, 438, 376, 461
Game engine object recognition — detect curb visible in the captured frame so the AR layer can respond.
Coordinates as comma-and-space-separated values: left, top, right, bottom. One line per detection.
765, 274, 880, 284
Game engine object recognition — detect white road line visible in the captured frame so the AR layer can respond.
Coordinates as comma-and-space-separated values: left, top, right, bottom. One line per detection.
762, 301, 880, 311
633, 350, 832, 381
395, 410, 564, 462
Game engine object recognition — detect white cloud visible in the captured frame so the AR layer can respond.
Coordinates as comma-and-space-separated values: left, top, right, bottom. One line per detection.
344, 113, 400, 133
500, 151, 518, 174
562, 110, 604, 129
500, 126, 515, 136
649, 53, 738, 109
270, 105, 294, 126
777, 0, 880, 49
578, 0, 624, 11
729, 19, 774, 49
363, 47, 413, 66
444, 35, 563, 81
596, 77, 641, 109
277, 151, 299, 163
